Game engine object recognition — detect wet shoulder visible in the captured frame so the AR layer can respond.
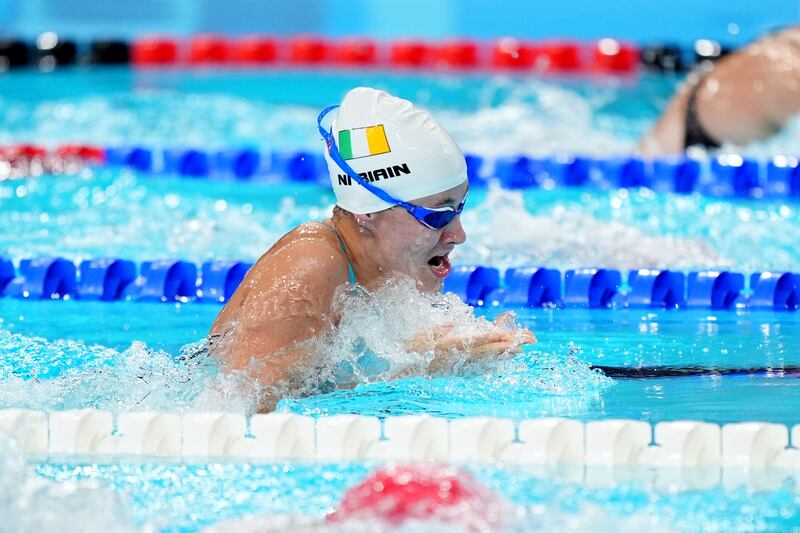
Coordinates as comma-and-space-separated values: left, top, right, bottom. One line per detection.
249, 222, 349, 287
210, 223, 346, 335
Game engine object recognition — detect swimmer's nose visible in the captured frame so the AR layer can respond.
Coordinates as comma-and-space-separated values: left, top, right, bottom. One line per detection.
441, 215, 466, 245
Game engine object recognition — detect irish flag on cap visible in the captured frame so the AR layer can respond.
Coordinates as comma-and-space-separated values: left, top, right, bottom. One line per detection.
338, 124, 391, 160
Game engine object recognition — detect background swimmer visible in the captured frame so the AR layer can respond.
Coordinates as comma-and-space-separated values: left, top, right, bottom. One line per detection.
210, 87, 536, 409
640, 27, 800, 155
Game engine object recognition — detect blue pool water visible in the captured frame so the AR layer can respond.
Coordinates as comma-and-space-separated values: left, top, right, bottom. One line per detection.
1, 69, 800, 532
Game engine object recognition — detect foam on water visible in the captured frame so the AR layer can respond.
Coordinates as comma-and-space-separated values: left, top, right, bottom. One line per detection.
0, 75, 649, 154
0, 91, 321, 150
0, 435, 138, 533
0, 169, 320, 264
437, 78, 641, 156
456, 187, 732, 270
8, 169, 793, 272
0, 330, 259, 414
24, 456, 800, 533
0, 278, 610, 418
5, 73, 799, 160
202, 502, 675, 533
274, 278, 611, 418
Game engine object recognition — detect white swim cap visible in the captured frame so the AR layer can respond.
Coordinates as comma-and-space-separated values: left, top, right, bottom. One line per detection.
322, 87, 467, 214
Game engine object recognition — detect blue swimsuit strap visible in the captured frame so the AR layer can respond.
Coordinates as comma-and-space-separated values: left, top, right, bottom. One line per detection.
324, 223, 357, 284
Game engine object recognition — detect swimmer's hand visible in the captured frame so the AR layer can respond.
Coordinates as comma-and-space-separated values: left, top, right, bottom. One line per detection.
407, 312, 537, 374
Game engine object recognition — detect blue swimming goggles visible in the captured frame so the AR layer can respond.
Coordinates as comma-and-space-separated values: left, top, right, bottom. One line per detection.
317, 104, 466, 230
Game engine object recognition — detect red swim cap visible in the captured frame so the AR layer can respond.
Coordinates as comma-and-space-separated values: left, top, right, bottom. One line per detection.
327, 464, 506, 530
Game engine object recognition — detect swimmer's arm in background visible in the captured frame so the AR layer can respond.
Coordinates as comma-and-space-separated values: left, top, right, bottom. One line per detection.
209, 235, 349, 410
637, 86, 690, 157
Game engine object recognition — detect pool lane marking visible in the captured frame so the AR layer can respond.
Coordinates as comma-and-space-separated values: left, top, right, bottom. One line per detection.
594, 365, 800, 378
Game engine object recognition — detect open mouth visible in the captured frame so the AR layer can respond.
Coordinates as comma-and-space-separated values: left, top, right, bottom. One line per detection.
427, 253, 452, 278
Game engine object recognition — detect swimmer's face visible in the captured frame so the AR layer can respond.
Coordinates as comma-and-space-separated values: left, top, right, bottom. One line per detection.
366, 181, 468, 292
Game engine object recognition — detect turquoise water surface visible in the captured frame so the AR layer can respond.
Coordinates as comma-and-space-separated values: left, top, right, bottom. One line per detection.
1, 69, 800, 532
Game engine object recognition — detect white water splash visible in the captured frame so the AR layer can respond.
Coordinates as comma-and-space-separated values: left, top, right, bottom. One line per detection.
438, 80, 636, 157
0, 434, 140, 533
456, 187, 732, 270
202, 500, 676, 533
0, 331, 260, 414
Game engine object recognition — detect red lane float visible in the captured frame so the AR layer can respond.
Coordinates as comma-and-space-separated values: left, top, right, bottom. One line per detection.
327, 464, 507, 530
102, 33, 651, 74
492, 37, 538, 69
0, 144, 47, 160
0, 144, 103, 164
289, 36, 331, 64
439, 39, 479, 68
390, 40, 435, 67
54, 144, 105, 164
336, 38, 378, 65
188, 34, 230, 64
132, 36, 178, 65
593, 38, 640, 73
233, 36, 278, 64
541, 40, 582, 71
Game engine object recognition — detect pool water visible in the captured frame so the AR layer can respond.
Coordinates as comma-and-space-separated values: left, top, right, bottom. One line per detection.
1, 69, 800, 532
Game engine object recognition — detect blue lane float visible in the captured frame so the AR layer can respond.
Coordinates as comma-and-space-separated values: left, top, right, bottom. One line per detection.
5, 257, 77, 299
686, 271, 745, 310
748, 272, 800, 311
503, 267, 561, 307
494, 156, 547, 189
98, 145, 800, 198
595, 157, 650, 189
442, 266, 501, 306
616, 269, 686, 308
126, 260, 199, 302
216, 149, 262, 180
198, 261, 253, 303
77, 258, 137, 301
652, 157, 701, 193
564, 268, 621, 308
464, 155, 490, 187
766, 157, 800, 197
281, 152, 328, 184
548, 155, 591, 186
163, 149, 211, 178
708, 155, 762, 197
2, 256, 798, 312
0, 257, 14, 295
105, 146, 154, 172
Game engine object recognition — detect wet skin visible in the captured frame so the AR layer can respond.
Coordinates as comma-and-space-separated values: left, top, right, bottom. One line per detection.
640, 28, 800, 155
210, 180, 535, 407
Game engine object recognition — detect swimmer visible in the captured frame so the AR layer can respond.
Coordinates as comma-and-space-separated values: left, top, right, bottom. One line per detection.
639, 28, 800, 156
209, 87, 536, 409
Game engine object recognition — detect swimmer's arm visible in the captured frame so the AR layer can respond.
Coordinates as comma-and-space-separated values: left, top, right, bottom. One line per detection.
637, 87, 690, 157
404, 317, 537, 376
211, 239, 348, 409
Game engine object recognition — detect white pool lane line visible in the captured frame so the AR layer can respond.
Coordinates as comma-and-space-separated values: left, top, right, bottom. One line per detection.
2, 409, 800, 483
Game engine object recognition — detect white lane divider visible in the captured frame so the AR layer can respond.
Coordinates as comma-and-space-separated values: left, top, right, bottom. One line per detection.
0, 408, 48, 453
721, 422, 789, 469
117, 411, 182, 456
369, 415, 449, 461
649, 421, 721, 468
181, 412, 247, 457
450, 417, 514, 462
2, 409, 800, 475
49, 410, 114, 454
